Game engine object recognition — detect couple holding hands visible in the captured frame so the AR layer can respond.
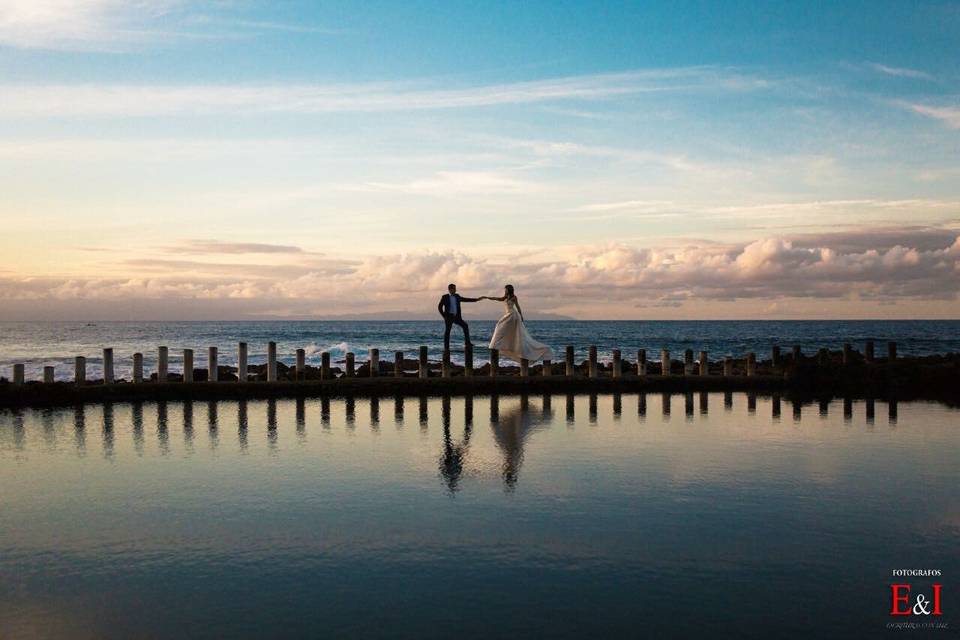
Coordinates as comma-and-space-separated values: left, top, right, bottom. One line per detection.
438, 283, 553, 364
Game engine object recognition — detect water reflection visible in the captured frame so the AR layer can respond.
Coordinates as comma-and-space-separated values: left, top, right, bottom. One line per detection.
638, 392, 646, 419
157, 401, 169, 456
684, 392, 694, 420
490, 397, 549, 490
183, 401, 194, 454
238, 399, 249, 451
73, 405, 85, 455
132, 401, 144, 455
102, 402, 115, 460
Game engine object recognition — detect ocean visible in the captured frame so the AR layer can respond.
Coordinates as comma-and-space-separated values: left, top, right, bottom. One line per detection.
2, 319, 959, 381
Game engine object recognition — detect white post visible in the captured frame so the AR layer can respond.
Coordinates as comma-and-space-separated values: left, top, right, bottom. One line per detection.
369, 348, 379, 377
238, 342, 248, 383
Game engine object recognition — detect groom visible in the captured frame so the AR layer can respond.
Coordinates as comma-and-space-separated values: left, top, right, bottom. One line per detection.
438, 283, 478, 350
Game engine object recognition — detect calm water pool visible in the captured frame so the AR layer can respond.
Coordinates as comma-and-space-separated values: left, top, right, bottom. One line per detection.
1, 394, 957, 638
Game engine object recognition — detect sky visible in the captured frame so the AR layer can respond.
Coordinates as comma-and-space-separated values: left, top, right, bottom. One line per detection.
0, 0, 959, 320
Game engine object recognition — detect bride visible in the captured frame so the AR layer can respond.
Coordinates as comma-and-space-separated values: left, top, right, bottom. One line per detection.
480, 284, 554, 363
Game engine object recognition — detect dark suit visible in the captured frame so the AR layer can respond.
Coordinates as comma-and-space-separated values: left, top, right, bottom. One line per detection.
438, 293, 478, 349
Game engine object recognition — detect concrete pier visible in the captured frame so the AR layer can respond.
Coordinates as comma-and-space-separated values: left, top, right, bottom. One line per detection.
43, 366, 54, 384
13, 364, 24, 385
267, 342, 277, 382
395, 351, 404, 378
133, 353, 143, 383
637, 349, 646, 376
321, 352, 331, 380
158, 346, 168, 383
369, 349, 379, 377
208, 347, 218, 382
183, 349, 194, 383
612, 350, 622, 379
103, 348, 114, 384
419, 346, 428, 379
588, 346, 598, 378
565, 346, 575, 377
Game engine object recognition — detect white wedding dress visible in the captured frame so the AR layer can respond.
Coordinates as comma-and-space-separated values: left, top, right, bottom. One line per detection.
488, 297, 554, 363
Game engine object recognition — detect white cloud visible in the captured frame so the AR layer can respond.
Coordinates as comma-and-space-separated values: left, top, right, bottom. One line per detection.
867, 62, 934, 80
0, 67, 764, 117
899, 102, 960, 129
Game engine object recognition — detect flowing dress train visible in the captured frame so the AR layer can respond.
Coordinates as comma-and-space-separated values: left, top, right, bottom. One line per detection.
488, 297, 554, 363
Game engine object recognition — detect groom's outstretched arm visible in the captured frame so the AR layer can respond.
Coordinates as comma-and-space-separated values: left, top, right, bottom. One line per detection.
459, 295, 480, 302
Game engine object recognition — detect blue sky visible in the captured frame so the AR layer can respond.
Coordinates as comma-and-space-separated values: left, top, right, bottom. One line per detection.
0, 0, 958, 319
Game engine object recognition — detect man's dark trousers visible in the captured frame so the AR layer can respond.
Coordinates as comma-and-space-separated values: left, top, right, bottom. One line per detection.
443, 314, 470, 351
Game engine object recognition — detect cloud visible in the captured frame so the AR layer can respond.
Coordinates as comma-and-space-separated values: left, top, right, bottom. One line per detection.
898, 102, 960, 129
355, 171, 543, 196
1, 227, 957, 319
163, 240, 306, 255
867, 62, 934, 80
0, 67, 765, 118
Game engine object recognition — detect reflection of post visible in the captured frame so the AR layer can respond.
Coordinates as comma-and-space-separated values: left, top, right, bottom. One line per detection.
489, 395, 499, 424
819, 398, 829, 417
699, 391, 708, 415
345, 397, 356, 428
321, 396, 330, 427
266, 398, 278, 431
465, 396, 474, 426
588, 393, 598, 424
865, 398, 875, 424
442, 396, 451, 430
843, 397, 853, 423
296, 396, 306, 433
661, 392, 671, 417
102, 402, 115, 458
394, 396, 404, 426
132, 401, 144, 454
888, 399, 898, 425
772, 394, 781, 419
419, 396, 428, 428
565, 393, 575, 424
792, 399, 802, 422
724, 391, 733, 411
613, 392, 622, 418
684, 392, 694, 419
182, 401, 193, 450
157, 400, 169, 455
541, 394, 551, 416
370, 396, 380, 428
207, 400, 218, 431
638, 392, 646, 418
238, 399, 248, 450
747, 392, 756, 414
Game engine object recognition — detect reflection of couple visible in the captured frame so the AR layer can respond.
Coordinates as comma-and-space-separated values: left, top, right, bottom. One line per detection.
437, 283, 554, 363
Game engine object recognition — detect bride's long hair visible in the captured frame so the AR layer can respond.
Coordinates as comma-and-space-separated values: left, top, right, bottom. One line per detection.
504, 284, 515, 299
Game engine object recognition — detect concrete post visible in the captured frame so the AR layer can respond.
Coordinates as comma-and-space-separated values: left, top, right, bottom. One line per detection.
418, 346, 428, 379
612, 350, 622, 378
321, 352, 331, 380
771, 345, 781, 368
208, 346, 218, 382
133, 353, 143, 383
490, 349, 499, 376
443, 349, 452, 378
842, 343, 852, 366
345, 352, 355, 377
661, 350, 670, 375
75, 356, 86, 385
520, 358, 529, 377
723, 357, 733, 376
865, 340, 875, 363
295, 348, 305, 380
888, 341, 897, 361
746, 352, 756, 377
588, 346, 598, 378
684, 349, 694, 375
183, 349, 194, 383
637, 349, 647, 376
103, 348, 114, 384
158, 346, 168, 383
13, 364, 24, 385
565, 346, 575, 377
238, 342, 248, 383
267, 342, 277, 382
542, 358, 551, 377
43, 366, 55, 384
699, 351, 708, 376
395, 351, 404, 378
464, 344, 473, 377
369, 349, 379, 377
